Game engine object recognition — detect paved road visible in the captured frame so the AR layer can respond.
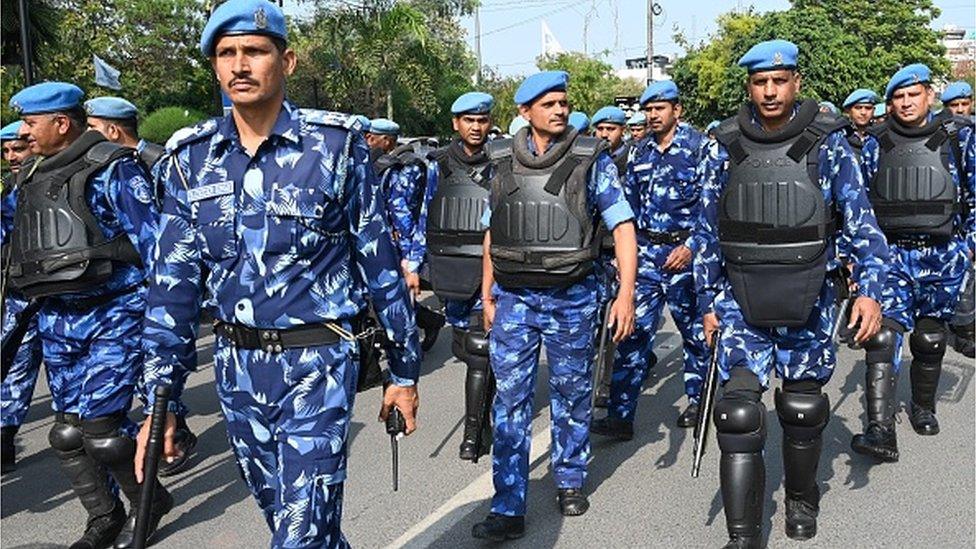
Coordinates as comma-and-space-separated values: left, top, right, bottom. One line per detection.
2, 301, 974, 548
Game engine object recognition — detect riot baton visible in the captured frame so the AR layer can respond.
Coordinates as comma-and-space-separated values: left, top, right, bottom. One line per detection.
592, 299, 615, 407
134, 385, 171, 549
386, 407, 406, 491
692, 334, 720, 478
472, 362, 495, 464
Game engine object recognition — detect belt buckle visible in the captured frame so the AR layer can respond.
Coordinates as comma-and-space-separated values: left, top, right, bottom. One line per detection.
259, 329, 284, 353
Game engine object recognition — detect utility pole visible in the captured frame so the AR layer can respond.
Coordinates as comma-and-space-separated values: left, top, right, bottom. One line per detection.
18, 0, 35, 85
646, 0, 654, 85
474, 6, 482, 85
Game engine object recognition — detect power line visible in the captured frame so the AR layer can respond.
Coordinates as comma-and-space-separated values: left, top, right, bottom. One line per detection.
478, 0, 590, 38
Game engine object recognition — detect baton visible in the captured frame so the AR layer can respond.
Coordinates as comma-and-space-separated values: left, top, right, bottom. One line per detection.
134, 385, 171, 549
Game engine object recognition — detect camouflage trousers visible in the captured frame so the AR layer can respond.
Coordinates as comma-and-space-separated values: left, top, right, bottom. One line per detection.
1, 294, 42, 428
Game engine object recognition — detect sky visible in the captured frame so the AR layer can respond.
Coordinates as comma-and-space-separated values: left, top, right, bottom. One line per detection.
455, 0, 976, 77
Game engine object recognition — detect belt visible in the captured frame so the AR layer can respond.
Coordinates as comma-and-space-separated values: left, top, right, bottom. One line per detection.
214, 320, 351, 352
639, 229, 690, 245
885, 234, 952, 249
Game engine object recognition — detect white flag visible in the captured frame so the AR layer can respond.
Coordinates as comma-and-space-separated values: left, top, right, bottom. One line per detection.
93, 55, 122, 90
541, 20, 564, 57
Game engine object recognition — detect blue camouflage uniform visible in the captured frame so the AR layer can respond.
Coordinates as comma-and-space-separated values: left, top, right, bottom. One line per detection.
860, 115, 975, 371
695, 105, 889, 386
382, 162, 430, 272
483, 135, 634, 516
608, 121, 710, 422
142, 100, 421, 548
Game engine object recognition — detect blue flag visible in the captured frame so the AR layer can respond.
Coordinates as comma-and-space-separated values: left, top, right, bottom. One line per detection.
93, 55, 121, 90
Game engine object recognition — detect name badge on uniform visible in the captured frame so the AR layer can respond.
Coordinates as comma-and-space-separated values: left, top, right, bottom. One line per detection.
187, 181, 234, 202
632, 163, 654, 173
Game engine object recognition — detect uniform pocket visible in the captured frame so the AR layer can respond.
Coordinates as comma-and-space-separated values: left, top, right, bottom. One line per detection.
191, 190, 237, 260
266, 183, 330, 255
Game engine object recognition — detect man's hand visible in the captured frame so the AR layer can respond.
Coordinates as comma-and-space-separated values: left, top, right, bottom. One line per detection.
134, 411, 178, 484
380, 384, 420, 435
849, 296, 882, 343
703, 312, 720, 348
482, 297, 496, 332
403, 271, 421, 299
662, 245, 693, 272
608, 291, 636, 343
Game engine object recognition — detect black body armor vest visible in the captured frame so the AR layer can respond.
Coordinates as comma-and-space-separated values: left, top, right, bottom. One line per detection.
714, 100, 846, 328
866, 111, 970, 238
139, 141, 165, 171
8, 131, 141, 298
487, 127, 605, 289
425, 141, 491, 301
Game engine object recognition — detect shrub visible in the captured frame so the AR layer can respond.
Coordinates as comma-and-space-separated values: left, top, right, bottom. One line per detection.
140, 106, 208, 144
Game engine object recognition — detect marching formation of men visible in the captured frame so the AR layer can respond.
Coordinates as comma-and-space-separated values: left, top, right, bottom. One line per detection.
0, 0, 973, 548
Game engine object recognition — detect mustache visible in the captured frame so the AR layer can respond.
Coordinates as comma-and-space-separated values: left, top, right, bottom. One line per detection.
229, 77, 259, 87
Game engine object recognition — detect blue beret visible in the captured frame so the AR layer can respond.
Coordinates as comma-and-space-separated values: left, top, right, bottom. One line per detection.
591, 106, 627, 126
508, 116, 529, 135
942, 81, 973, 103
818, 101, 839, 115
0, 121, 23, 142
200, 0, 287, 56
352, 115, 370, 132
627, 112, 646, 126
514, 71, 568, 106
84, 96, 138, 120
451, 92, 494, 115
874, 103, 887, 118
568, 111, 589, 132
885, 63, 931, 100
640, 80, 679, 105
738, 39, 798, 73
368, 118, 400, 136
842, 89, 879, 109
10, 82, 84, 115
705, 120, 720, 133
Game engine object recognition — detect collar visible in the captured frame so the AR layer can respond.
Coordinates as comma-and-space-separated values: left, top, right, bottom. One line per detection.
647, 122, 693, 151
748, 103, 800, 130
214, 99, 302, 151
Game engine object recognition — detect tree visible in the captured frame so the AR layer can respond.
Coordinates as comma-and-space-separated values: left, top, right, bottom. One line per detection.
0, 0, 60, 69
536, 51, 638, 116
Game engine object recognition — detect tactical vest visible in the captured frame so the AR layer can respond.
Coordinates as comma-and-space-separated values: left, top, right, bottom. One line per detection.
7, 131, 141, 298
371, 141, 434, 222
714, 100, 846, 328
487, 127, 605, 289
425, 142, 490, 301
139, 141, 165, 172
866, 111, 970, 238
611, 142, 631, 177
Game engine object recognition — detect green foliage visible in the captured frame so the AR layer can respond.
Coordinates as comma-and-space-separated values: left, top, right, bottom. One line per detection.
672, 1, 950, 127
536, 51, 634, 116
139, 106, 207, 145
1, 0, 60, 67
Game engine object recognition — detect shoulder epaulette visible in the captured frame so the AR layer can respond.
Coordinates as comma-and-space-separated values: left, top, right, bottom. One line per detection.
300, 109, 360, 131
165, 118, 220, 153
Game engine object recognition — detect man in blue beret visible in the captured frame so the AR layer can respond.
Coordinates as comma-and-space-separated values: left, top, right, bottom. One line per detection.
472, 70, 637, 539
412, 91, 496, 462
9, 80, 170, 547
591, 80, 710, 439
842, 88, 880, 146
851, 64, 975, 464
697, 39, 887, 546
365, 117, 445, 352
135, 0, 422, 547
0, 120, 43, 477
627, 111, 647, 141
942, 81, 973, 118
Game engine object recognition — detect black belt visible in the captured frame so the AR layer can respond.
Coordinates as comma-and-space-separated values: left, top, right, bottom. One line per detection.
639, 229, 690, 245
214, 320, 345, 352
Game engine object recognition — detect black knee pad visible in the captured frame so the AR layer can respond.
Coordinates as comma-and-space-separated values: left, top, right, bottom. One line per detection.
910, 317, 948, 364
49, 413, 84, 453
714, 396, 766, 454
863, 326, 898, 364
453, 327, 490, 364
775, 385, 829, 442
464, 329, 490, 358
81, 414, 135, 466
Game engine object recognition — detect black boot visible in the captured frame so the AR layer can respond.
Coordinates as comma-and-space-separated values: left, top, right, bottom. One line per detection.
590, 416, 634, 441
851, 363, 899, 462
49, 414, 127, 549
783, 434, 821, 540
677, 401, 700, 429
158, 415, 198, 477
459, 354, 493, 462
1, 425, 18, 474
471, 513, 525, 541
909, 361, 941, 436
720, 452, 765, 549
557, 488, 589, 516
949, 323, 975, 358
81, 415, 174, 548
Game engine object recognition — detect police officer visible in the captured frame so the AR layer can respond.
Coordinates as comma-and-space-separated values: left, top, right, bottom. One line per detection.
696, 40, 887, 547
368, 117, 444, 349
472, 70, 638, 540
873, 102, 888, 124
842, 88, 880, 144
627, 111, 647, 141
1, 120, 43, 475
569, 111, 590, 134
414, 91, 495, 461
83, 95, 198, 477
84, 97, 165, 171
851, 64, 974, 462
591, 106, 630, 173
135, 1, 421, 546
942, 81, 974, 118
592, 81, 710, 438
8, 81, 171, 548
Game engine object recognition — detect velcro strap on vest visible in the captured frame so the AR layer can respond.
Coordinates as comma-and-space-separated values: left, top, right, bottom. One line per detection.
719, 217, 838, 245
544, 156, 581, 196
924, 128, 948, 151
490, 245, 598, 269
427, 232, 485, 247
872, 200, 958, 216
786, 125, 826, 162
498, 159, 517, 195
726, 139, 749, 164
878, 131, 897, 153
